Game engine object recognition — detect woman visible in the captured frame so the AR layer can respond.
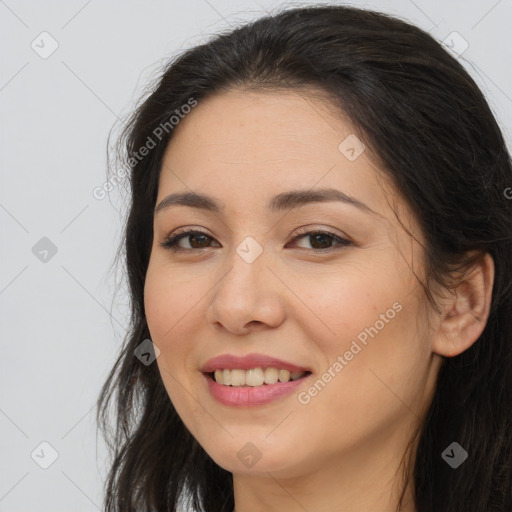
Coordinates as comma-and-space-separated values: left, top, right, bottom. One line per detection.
96, 4, 512, 511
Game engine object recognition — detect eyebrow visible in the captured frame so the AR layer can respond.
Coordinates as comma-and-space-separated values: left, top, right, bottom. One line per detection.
154, 187, 375, 215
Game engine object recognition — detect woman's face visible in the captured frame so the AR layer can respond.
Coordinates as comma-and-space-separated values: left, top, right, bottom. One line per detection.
144, 89, 441, 479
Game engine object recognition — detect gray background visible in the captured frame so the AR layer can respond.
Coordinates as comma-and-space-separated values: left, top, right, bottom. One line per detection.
1, 0, 511, 510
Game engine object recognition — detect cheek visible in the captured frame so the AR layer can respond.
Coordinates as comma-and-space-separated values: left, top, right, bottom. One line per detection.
143, 263, 194, 393
311, 299, 427, 433
296, 263, 427, 418
144, 268, 169, 345
144, 259, 197, 342
299, 262, 405, 346
144, 265, 204, 428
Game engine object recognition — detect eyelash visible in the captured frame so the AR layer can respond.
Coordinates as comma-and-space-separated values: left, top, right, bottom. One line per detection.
159, 228, 353, 253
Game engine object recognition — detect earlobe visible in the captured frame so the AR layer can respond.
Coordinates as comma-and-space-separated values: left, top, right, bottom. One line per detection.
432, 252, 495, 358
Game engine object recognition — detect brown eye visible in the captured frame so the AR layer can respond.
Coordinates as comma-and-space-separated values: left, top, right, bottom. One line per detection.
160, 230, 218, 252
290, 230, 352, 251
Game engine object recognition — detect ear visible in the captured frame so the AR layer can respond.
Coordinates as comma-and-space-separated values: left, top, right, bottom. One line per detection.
432, 252, 495, 358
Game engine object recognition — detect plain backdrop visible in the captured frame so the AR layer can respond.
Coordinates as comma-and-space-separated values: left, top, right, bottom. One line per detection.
1, 0, 511, 510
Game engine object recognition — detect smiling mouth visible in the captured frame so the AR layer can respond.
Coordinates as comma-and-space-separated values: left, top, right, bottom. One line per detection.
206, 368, 312, 387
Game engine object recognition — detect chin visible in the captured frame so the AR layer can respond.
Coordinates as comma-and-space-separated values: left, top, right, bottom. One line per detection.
200, 436, 303, 475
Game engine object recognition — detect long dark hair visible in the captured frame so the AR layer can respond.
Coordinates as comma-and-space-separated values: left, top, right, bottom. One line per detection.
96, 4, 512, 511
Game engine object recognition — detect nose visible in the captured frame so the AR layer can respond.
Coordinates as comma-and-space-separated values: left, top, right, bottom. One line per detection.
206, 244, 287, 335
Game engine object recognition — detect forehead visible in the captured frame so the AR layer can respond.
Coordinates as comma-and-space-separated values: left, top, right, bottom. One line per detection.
157, 89, 396, 219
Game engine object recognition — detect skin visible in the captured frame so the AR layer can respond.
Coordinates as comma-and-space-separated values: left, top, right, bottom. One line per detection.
143, 89, 494, 512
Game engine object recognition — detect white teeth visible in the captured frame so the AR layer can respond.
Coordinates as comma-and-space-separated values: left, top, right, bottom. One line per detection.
264, 367, 279, 384
212, 367, 307, 386
278, 369, 291, 382
246, 368, 264, 386
230, 369, 246, 387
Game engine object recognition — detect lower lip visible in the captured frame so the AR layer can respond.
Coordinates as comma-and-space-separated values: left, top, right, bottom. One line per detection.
203, 372, 312, 407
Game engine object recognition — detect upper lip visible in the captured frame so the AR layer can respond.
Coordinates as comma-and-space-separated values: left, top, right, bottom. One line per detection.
200, 353, 312, 373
